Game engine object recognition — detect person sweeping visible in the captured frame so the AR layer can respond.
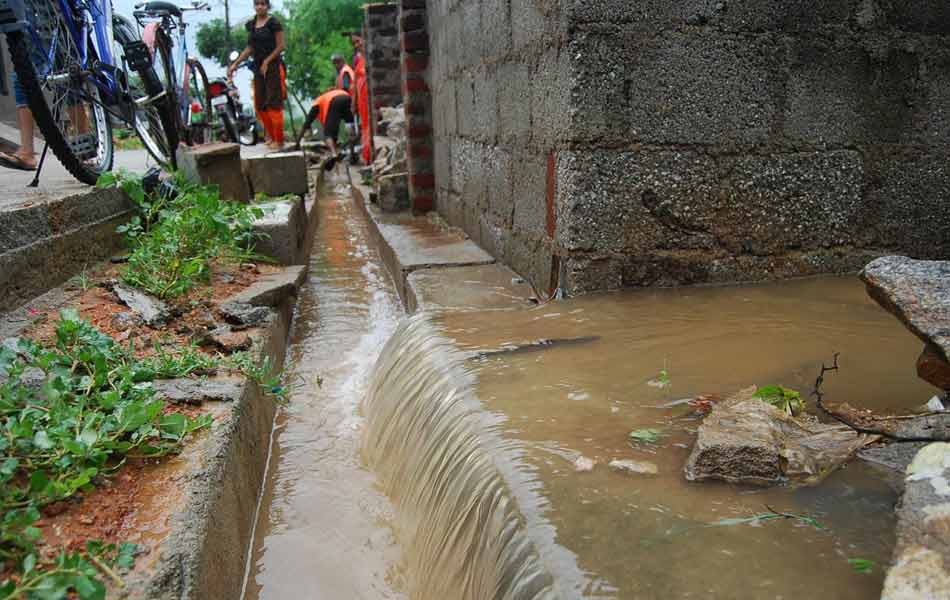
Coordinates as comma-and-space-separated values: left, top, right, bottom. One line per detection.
294, 89, 354, 169
229, 0, 285, 149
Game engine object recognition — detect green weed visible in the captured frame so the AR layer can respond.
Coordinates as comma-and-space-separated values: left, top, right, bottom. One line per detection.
0, 310, 211, 596
100, 171, 265, 300
848, 558, 874, 574
628, 428, 665, 444
753, 385, 805, 417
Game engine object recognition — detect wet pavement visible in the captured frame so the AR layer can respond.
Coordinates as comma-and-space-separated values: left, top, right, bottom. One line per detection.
244, 175, 407, 600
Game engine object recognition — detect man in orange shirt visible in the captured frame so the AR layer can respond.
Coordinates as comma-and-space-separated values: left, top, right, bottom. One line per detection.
295, 89, 354, 158
333, 54, 355, 94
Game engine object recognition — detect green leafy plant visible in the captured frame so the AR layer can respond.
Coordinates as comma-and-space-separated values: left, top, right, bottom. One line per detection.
629, 428, 664, 444
0, 311, 211, 596
848, 558, 874, 574
140, 341, 219, 379
226, 352, 288, 403
102, 173, 265, 299
753, 385, 805, 416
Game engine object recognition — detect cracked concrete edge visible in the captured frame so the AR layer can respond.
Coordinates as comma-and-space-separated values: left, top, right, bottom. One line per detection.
124, 298, 294, 600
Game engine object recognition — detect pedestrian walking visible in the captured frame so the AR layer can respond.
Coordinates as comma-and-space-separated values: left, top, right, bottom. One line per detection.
229, 0, 285, 149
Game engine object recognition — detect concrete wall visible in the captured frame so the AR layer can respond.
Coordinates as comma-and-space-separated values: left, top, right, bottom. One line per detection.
365, 4, 402, 117
423, 0, 950, 295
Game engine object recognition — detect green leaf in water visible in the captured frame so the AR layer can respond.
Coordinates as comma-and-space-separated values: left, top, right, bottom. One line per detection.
753, 385, 805, 416
629, 428, 664, 444
848, 558, 874, 574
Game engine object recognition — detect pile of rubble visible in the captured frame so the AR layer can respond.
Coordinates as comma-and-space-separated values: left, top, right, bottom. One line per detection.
369, 106, 409, 211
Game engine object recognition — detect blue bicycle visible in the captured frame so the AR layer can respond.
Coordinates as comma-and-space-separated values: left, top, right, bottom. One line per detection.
0, 0, 178, 184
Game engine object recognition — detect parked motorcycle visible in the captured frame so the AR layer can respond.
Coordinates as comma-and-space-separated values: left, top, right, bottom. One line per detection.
207, 51, 259, 145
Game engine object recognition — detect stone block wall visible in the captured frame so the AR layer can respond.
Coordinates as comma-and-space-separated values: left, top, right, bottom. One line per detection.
419, 0, 950, 295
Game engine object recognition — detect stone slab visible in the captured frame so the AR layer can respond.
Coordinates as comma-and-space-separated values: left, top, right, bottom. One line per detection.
861, 256, 950, 363
152, 377, 245, 405
177, 142, 250, 203
221, 266, 307, 308
0, 186, 134, 314
243, 151, 308, 198
251, 198, 307, 265
406, 263, 535, 314
882, 443, 950, 599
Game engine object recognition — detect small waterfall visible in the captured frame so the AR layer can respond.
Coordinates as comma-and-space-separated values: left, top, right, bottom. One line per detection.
362, 314, 566, 600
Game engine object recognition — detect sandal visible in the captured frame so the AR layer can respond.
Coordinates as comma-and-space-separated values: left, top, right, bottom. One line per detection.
0, 151, 36, 171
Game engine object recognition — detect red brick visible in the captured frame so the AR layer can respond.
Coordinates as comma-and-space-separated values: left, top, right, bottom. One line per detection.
403, 78, 430, 93
409, 142, 432, 158
404, 55, 429, 72
401, 30, 429, 52
408, 124, 432, 138
411, 195, 434, 212
411, 173, 435, 189
401, 0, 425, 8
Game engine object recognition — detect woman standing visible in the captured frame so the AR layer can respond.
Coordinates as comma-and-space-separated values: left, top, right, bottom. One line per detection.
229, 0, 285, 149
350, 34, 372, 164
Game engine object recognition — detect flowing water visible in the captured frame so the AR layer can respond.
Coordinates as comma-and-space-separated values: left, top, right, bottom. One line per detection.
244, 176, 406, 599
245, 177, 938, 599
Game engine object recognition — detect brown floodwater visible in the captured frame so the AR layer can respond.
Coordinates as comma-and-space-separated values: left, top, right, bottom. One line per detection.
244, 175, 938, 599
431, 276, 938, 599
243, 176, 407, 600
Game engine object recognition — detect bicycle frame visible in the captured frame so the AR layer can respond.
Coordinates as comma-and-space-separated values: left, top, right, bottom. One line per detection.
2, 0, 125, 106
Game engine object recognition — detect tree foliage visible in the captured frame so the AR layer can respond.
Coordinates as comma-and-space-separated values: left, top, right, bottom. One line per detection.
195, 18, 248, 69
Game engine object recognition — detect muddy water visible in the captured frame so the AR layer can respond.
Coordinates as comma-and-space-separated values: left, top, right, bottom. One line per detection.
430, 276, 938, 599
243, 176, 406, 600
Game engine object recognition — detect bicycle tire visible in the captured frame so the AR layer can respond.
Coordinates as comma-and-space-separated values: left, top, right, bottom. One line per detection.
6, 31, 113, 185
151, 29, 180, 167
113, 16, 179, 169
186, 59, 213, 144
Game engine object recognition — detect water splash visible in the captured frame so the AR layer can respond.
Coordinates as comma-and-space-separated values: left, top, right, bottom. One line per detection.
362, 314, 573, 600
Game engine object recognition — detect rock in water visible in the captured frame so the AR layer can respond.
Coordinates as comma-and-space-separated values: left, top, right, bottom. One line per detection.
609, 459, 658, 476
684, 386, 877, 486
861, 256, 950, 364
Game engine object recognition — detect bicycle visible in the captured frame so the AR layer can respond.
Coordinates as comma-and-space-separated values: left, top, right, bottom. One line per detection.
133, 1, 214, 146
0, 0, 179, 184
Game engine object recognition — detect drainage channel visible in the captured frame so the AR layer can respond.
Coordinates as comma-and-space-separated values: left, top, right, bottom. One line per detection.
242, 173, 407, 599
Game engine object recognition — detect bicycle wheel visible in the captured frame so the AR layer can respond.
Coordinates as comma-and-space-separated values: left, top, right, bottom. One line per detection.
6, 5, 113, 185
113, 16, 179, 169
147, 28, 180, 166
186, 59, 213, 144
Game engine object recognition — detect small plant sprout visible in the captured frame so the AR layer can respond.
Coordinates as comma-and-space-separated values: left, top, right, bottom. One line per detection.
753, 385, 805, 417
848, 558, 874, 574
629, 428, 665, 444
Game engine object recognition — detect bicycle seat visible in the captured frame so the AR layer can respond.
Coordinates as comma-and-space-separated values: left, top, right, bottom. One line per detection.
139, 1, 182, 17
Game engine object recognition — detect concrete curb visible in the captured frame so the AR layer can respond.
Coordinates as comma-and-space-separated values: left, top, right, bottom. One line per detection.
0, 186, 134, 313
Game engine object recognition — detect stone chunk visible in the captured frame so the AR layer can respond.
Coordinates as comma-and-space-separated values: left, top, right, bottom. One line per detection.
684, 386, 876, 486
222, 266, 306, 308
244, 151, 308, 197
882, 443, 950, 599
176, 142, 250, 203
151, 377, 244, 405
218, 302, 273, 327
251, 198, 307, 265
861, 256, 950, 363
113, 284, 171, 328
204, 327, 252, 353
918, 344, 950, 391
609, 459, 658, 476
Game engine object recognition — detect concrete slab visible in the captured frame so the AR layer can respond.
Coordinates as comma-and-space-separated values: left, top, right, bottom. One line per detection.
243, 151, 308, 197
406, 264, 535, 313
251, 197, 307, 265
350, 166, 495, 306
177, 142, 250, 203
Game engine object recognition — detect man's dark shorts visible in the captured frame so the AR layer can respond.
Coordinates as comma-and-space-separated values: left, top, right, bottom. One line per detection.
322, 94, 354, 140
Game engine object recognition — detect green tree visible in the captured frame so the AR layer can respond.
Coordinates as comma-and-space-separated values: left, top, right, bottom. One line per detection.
282, 0, 363, 98
195, 18, 248, 68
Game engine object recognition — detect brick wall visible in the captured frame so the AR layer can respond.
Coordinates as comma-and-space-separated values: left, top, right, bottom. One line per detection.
365, 3, 401, 123
398, 0, 435, 213
424, 0, 950, 295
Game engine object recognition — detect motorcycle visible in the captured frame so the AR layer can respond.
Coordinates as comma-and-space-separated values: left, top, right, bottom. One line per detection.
207, 51, 259, 145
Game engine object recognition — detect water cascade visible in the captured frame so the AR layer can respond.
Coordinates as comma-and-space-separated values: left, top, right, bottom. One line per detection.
362, 314, 582, 600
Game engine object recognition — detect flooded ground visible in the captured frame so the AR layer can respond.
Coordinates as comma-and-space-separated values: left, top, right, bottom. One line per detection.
244, 176, 406, 600
243, 176, 937, 599
436, 276, 937, 599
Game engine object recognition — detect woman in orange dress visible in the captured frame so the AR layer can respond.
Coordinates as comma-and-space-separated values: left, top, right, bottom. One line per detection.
351, 35, 372, 164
